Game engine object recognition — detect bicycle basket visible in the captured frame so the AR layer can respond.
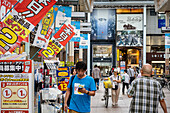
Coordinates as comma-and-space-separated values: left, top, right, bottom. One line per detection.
103, 78, 112, 88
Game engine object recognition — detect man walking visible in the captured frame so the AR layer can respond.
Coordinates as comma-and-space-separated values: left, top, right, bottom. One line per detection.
92, 65, 101, 90
127, 64, 167, 113
122, 70, 130, 95
64, 61, 96, 113
127, 65, 135, 84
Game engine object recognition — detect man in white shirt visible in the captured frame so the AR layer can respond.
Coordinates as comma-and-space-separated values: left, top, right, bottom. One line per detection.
122, 70, 130, 95
127, 65, 135, 84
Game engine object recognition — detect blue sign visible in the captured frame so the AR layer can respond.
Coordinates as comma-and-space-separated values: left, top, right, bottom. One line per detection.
57, 67, 70, 77
158, 19, 165, 28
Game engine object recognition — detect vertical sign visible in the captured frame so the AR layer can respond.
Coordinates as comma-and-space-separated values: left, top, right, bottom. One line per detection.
0, 60, 33, 113
165, 33, 170, 48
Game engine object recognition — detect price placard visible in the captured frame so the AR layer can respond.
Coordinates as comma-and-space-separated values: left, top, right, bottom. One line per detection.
1, 82, 29, 109
57, 77, 69, 91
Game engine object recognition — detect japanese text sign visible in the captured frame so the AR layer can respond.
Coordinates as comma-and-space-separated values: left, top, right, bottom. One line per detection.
33, 5, 58, 48
0, 60, 33, 113
57, 77, 69, 91
57, 67, 70, 77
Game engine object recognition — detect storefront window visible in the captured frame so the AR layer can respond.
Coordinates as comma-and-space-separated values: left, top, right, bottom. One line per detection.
93, 45, 112, 58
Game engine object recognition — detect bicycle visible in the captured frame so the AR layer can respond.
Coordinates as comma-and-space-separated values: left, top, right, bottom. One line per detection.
102, 78, 112, 108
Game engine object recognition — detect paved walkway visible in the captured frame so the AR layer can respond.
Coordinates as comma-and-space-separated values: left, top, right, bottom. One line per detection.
91, 81, 170, 113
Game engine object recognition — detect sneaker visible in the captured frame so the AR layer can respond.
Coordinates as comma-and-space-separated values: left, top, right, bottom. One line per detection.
112, 103, 115, 106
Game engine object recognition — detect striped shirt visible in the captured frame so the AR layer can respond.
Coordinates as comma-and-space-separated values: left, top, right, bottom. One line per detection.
127, 76, 165, 113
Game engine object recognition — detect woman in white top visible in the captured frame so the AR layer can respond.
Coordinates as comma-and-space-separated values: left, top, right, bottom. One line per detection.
104, 68, 121, 106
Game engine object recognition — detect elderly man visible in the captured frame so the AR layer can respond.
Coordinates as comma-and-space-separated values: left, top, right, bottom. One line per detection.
127, 64, 167, 113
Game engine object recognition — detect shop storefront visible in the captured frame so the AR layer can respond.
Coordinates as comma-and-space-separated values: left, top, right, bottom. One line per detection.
116, 9, 143, 70
90, 9, 116, 75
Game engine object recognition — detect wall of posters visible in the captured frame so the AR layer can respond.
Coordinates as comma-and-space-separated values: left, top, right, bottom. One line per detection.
0, 60, 33, 113
117, 14, 143, 31
117, 31, 143, 47
90, 9, 116, 40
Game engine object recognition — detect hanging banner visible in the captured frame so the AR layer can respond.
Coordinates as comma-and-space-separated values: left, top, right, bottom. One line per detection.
2, 0, 56, 40
79, 34, 88, 49
39, 22, 75, 59
55, 6, 72, 33
70, 21, 80, 42
33, 5, 58, 48
0, 60, 33, 113
165, 33, 170, 48
0, 0, 18, 20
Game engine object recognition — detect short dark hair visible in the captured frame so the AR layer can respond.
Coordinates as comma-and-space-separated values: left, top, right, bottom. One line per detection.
76, 61, 87, 71
124, 70, 127, 73
94, 65, 97, 67
71, 67, 76, 75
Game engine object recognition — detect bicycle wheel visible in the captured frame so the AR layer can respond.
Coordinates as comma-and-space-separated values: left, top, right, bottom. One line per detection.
167, 81, 170, 91
105, 88, 109, 108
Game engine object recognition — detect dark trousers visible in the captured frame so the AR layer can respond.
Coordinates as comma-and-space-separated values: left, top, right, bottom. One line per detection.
130, 77, 135, 85
122, 82, 129, 95
94, 78, 99, 89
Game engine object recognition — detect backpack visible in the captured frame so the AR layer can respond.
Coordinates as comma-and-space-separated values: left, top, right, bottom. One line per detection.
67, 75, 75, 107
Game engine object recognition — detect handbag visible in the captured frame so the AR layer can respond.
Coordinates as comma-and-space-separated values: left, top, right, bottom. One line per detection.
103, 78, 112, 88
121, 76, 125, 82
67, 75, 75, 107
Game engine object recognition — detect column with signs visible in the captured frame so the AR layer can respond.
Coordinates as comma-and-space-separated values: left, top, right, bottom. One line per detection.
0, 60, 33, 113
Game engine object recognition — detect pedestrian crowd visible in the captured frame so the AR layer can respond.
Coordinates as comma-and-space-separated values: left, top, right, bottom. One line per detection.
64, 61, 168, 113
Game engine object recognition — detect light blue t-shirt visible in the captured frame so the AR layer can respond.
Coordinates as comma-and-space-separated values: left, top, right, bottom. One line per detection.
68, 75, 96, 112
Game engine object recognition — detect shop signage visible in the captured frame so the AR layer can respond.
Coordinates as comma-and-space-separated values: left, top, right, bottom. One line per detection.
79, 34, 88, 49
0, 0, 56, 54
93, 58, 112, 62
0, 60, 33, 113
57, 67, 70, 91
33, 6, 58, 49
165, 33, 170, 48
70, 21, 80, 42
57, 67, 70, 77
57, 77, 70, 91
117, 14, 143, 31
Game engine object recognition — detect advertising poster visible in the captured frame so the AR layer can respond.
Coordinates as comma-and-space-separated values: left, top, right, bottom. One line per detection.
55, 6, 72, 32
33, 6, 58, 48
90, 9, 116, 40
117, 14, 143, 31
70, 21, 80, 42
120, 61, 125, 74
39, 22, 75, 59
117, 31, 143, 47
165, 33, 170, 49
57, 67, 70, 91
0, 60, 33, 113
79, 34, 88, 49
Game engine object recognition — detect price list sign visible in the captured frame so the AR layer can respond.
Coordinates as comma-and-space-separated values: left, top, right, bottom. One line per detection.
0, 60, 33, 113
